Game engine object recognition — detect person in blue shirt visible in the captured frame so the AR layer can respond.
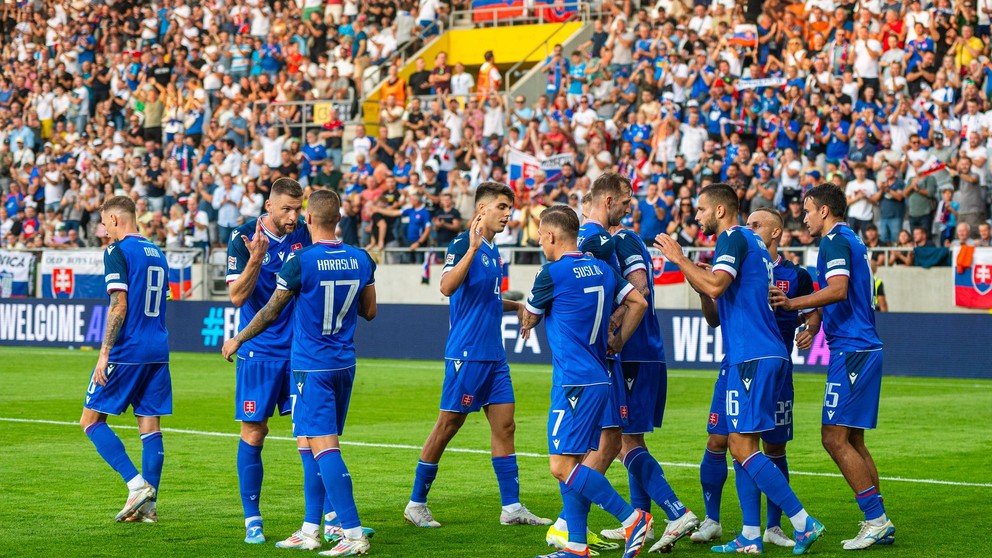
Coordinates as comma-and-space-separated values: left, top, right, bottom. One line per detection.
298, 130, 328, 187
656, 184, 824, 555
223, 189, 377, 557
770, 185, 895, 551
566, 50, 588, 105
541, 44, 569, 97
772, 108, 801, 152
821, 106, 851, 172
689, 207, 823, 548
79, 196, 170, 524
404, 182, 550, 529
520, 205, 651, 558
599, 220, 700, 554
224, 178, 322, 545
635, 183, 670, 244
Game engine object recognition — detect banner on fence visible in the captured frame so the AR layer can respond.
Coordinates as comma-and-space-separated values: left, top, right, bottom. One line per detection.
0, 300, 987, 378
40, 250, 106, 299
0, 250, 34, 298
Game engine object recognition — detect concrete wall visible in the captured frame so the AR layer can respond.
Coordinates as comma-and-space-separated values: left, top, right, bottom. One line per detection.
370, 263, 987, 314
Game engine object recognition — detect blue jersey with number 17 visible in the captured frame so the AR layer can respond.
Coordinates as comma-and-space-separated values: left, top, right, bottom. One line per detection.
276, 240, 376, 371
226, 217, 311, 361
816, 223, 882, 352
442, 232, 505, 361
711, 226, 788, 365
526, 252, 635, 387
103, 234, 169, 363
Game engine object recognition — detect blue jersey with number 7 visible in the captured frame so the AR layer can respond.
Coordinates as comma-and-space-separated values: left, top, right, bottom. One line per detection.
103, 234, 170, 363
526, 252, 635, 387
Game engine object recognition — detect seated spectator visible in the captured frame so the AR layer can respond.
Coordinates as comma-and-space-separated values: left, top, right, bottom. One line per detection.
889, 229, 916, 266
949, 223, 976, 248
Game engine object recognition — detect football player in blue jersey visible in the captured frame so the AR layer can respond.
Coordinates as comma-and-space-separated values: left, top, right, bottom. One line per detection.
223, 189, 377, 557
688, 207, 821, 548
404, 182, 551, 528
598, 206, 701, 554
546, 174, 633, 553
521, 206, 652, 558
79, 196, 170, 523
656, 184, 825, 555
225, 178, 324, 545
770, 185, 895, 550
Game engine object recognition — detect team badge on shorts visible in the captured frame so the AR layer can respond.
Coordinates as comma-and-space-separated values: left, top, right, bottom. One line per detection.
244, 400, 256, 417
461, 394, 474, 408
709, 412, 719, 426
620, 405, 629, 419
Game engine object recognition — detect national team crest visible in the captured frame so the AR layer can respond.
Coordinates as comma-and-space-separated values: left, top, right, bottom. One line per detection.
291, 243, 303, 251
972, 264, 992, 295
481, 254, 490, 267
262, 253, 271, 265
51, 268, 74, 297
709, 412, 719, 426
243, 400, 257, 417
461, 394, 474, 408
620, 406, 629, 419
776, 280, 791, 292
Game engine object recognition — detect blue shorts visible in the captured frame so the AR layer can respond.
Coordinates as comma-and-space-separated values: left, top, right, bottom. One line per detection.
292, 367, 355, 438
601, 359, 628, 429
439, 359, 515, 413
707, 364, 729, 436
724, 358, 789, 435
548, 384, 609, 455
823, 349, 883, 429
764, 360, 795, 445
621, 361, 667, 435
235, 358, 292, 421
85, 362, 172, 417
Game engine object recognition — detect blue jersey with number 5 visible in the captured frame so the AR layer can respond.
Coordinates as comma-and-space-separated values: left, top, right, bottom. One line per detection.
711, 226, 787, 365
276, 240, 376, 371
526, 252, 634, 387
442, 231, 505, 361
816, 223, 882, 352
103, 234, 169, 363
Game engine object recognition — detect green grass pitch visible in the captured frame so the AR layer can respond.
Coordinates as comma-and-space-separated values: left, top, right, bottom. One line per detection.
0, 347, 989, 557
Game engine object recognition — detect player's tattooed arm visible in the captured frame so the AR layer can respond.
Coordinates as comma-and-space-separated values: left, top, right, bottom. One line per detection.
93, 290, 128, 386
237, 289, 293, 343
625, 269, 652, 299
519, 309, 543, 340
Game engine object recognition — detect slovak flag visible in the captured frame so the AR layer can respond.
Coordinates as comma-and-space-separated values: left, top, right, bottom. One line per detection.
507, 148, 540, 188
729, 24, 758, 47
535, 0, 576, 22
954, 246, 992, 309
649, 249, 685, 285
919, 157, 947, 177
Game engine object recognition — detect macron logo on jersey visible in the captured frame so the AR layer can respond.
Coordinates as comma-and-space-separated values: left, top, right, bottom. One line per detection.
599, 237, 609, 245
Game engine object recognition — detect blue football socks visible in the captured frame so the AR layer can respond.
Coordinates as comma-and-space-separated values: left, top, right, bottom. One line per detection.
315, 448, 361, 531
140, 431, 164, 500
699, 449, 728, 521
623, 447, 686, 520
300, 448, 326, 526
410, 460, 439, 504
492, 455, 520, 506
237, 439, 264, 519
85, 422, 140, 485
766, 453, 789, 528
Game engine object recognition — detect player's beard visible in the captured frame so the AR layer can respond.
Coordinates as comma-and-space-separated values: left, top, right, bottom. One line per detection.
701, 217, 718, 237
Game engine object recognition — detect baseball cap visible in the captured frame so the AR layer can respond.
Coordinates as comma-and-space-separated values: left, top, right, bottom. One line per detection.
805, 169, 822, 179
686, 100, 699, 108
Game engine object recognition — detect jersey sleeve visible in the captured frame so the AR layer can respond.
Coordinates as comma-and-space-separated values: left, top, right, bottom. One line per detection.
442, 235, 469, 275
611, 268, 636, 306
712, 230, 748, 279
226, 223, 251, 283
275, 252, 302, 294
525, 264, 554, 316
614, 232, 647, 277
794, 265, 817, 315
104, 245, 128, 294
818, 234, 852, 281
362, 249, 377, 286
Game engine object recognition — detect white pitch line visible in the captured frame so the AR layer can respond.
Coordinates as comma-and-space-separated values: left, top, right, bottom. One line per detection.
2, 416, 990, 489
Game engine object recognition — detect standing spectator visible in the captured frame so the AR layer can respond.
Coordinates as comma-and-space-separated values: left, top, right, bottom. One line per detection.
877, 163, 907, 244
845, 163, 881, 235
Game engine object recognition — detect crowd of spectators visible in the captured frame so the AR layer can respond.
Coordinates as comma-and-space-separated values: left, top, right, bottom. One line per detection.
0, 0, 456, 252
4, 0, 992, 268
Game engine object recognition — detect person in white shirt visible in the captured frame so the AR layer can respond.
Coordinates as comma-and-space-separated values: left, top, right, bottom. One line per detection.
259, 123, 291, 169
212, 175, 245, 242
678, 108, 707, 167
450, 62, 474, 98
853, 25, 882, 88
482, 93, 505, 139
845, 163, 881, 234
571, 97, 598, 146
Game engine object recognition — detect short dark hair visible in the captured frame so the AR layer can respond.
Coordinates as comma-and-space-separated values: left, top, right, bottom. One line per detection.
590, 172, 632, 201
750, 206, 784, 228
271, 177, 304, 199
804, 184, 847, 219
475, 181, 515, 204
540, 205, 579, 241
307, 189, 342, 227
101, 195, 136, 218
699, 183, 739, 215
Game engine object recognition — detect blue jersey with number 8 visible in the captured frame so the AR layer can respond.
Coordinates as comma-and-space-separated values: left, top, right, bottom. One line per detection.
526, 252, 634, 387
103, 234, 169, 363
276, 240, 376, 371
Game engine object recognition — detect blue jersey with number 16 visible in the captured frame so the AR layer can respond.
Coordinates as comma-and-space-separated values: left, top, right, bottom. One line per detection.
526, 252, 635, 387
711, 226, 788, 365
103, 234, 169, 363
816, 223, 882, 352
276, 240, 376, 371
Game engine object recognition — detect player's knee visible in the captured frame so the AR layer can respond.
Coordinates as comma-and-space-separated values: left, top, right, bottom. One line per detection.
435, 413, 465, 438
706, 434, 729, 453
79, 415, 98, 431
549, 461, 572, 482
820, 428, 845, 455
763, 442, 786, 457
494, 418, 515, 440
241, 422, 268, 445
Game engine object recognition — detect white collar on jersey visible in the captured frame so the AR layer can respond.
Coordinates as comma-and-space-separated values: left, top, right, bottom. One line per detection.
562, 251, 584, 258
258, 215, 286, 242
316, 239, 343, 245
